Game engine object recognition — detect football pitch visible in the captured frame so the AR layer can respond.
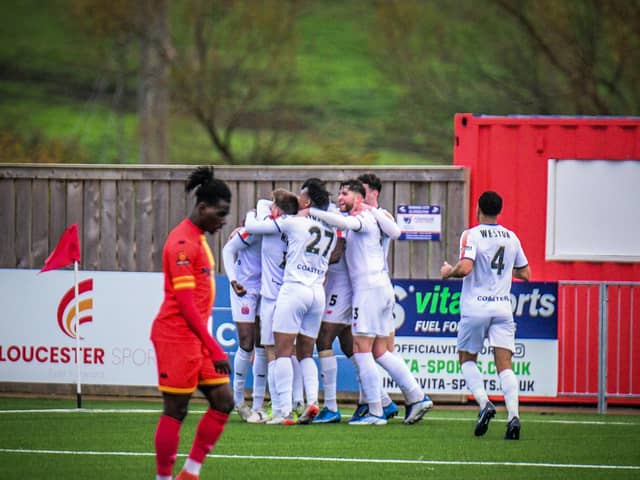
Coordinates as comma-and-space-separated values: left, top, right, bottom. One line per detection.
1, 397, 639, 480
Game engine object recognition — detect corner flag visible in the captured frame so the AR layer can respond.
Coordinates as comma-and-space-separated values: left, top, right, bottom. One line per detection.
39, 223, 84, 408
40, 224, 81, 272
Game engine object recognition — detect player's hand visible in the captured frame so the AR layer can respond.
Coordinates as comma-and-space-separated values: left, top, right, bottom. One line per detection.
360, 202, 372, 211
440, 261, 453, 279
213, 359, 231, 375
230, 280, 247, 297
297, 207, 310, 216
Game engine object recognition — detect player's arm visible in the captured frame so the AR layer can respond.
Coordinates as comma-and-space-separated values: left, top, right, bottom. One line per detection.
221, 231, 250, 297
256, 199, 272, 219
244, 215, 282, 235
512, 238, 530, 281
329, 235, 345, 264
441, 230, 474, 279
441, 259, 473, 279
513, 264, 531, 281
173, 288, 228, 366
369, 206, 401, 240
309, 207, 362, 231
168, 243, 228, 368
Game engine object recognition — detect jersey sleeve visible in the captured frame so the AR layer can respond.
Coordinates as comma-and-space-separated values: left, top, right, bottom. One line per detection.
459, 229, 476, 262
244, 216, 282, 235
222, 229, 252, 282
309, 207, 362, 231
514, 235, 529, 269
371, 207, 401, 239
165, 238, 200, 291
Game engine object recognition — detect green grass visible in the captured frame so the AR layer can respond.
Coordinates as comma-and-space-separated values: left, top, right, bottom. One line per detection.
0, 0, 437, 165
1, 397, 639, 480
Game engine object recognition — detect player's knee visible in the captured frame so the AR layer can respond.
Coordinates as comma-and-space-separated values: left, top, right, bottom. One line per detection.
212, 394, 234, 414
205, 385, 234, 414
164, 403, 188, 422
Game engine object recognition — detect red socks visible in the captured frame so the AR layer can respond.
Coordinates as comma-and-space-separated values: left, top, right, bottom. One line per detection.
155, 415, 181, 477
188, 408, 229, 463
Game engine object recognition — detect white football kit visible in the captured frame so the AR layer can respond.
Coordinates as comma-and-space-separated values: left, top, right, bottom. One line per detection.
310, 207, 395, 337
457, 223, 529, 354
222, 228, 262, 324
246, 213, 337, 338
323, 241, 352, 325
245, 203, 288, 346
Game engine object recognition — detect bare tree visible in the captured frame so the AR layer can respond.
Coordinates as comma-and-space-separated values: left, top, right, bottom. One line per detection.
71, 0, 171, 164
369, 0, 640, 160
138, 0, 170, 164
169, 0, 301, 164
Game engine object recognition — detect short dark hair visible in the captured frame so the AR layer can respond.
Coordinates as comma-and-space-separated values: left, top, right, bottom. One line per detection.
478, 191, 502, 216
272, 188, 299, 215
357, 173, 382, 193
301, 178, 330, 211
186, 166, 231, 206
339, 179, 366, 198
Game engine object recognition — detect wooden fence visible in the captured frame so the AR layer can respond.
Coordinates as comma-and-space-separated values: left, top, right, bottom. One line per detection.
0, 164, 469, 279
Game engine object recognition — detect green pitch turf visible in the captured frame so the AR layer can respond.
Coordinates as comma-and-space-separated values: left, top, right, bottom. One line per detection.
1, 397, 639, 480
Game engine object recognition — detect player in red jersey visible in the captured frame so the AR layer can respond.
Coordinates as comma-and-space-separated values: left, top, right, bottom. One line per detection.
151, 166, 232, 480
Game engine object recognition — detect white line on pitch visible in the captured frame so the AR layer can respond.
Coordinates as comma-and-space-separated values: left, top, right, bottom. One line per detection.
0, 408, 638, 426
0, 448, 638, 470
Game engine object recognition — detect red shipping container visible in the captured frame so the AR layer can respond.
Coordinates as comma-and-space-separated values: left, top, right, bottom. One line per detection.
453, 114, 640, 405
453, 113, 640, 281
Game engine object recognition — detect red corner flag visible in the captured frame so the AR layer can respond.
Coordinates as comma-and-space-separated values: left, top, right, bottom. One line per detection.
40, 224, 81, 273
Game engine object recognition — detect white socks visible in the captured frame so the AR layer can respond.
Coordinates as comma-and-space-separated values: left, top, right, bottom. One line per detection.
499, 369, 519, 420
375, 351, 423, 404
349, 354, 367, 405
233, 347, 252, 406
182, 458, 202, 475
274, 356, 294, 417
353, 352, 382, 417
461, 360, 489, 409
252, 347, 267, 411
300, 357, 319, 406
319, 352, 338, 411
291, 355, 304, 407
267, 360, 279, 415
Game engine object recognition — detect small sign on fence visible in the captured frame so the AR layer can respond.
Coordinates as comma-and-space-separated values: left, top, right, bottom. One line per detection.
396, 205, 441, 240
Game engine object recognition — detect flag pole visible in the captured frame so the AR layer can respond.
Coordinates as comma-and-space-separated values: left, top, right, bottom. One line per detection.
74, 259, 82, 409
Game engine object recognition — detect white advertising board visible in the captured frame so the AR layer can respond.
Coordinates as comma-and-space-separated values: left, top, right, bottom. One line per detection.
0, 269, 163, 386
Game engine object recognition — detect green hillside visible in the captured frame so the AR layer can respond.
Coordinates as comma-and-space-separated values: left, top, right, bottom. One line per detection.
0, 0, 437, 165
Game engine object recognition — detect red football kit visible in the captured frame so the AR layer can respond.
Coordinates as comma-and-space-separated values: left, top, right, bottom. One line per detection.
151, 218, 228, 394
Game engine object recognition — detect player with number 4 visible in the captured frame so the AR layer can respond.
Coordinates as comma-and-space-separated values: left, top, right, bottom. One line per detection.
441, 190, 530, 440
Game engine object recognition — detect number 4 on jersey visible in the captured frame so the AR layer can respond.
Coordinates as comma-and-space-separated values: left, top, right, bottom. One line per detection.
491, 246, 505, 275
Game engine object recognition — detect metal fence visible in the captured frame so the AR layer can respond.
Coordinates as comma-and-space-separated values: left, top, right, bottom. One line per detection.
558, 281, 640, 413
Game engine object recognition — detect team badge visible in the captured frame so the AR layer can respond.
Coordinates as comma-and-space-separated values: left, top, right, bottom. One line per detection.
176, 251, 190, 265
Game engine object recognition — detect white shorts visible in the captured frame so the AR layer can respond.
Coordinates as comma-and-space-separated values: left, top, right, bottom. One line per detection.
230, 290, 260, 324
323, 287, 352, 325
456, 314, 516, 354
351, 283, 395, 337
273, 282, 325, 339
259, 296, 277, 346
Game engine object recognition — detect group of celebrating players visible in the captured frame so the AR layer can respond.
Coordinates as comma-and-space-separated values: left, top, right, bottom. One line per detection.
222, 174, 433, 426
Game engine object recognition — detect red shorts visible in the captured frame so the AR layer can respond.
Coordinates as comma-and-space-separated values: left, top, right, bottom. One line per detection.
153, 340, 229, 394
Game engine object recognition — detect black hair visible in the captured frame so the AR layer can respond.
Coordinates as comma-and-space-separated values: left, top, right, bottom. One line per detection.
302, 178, 331, 210
301, 177, 324, 191
478, 191, 502, 216
186, 166, 232, 206
339, 179, 366, 198
357, 173, 382, 193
